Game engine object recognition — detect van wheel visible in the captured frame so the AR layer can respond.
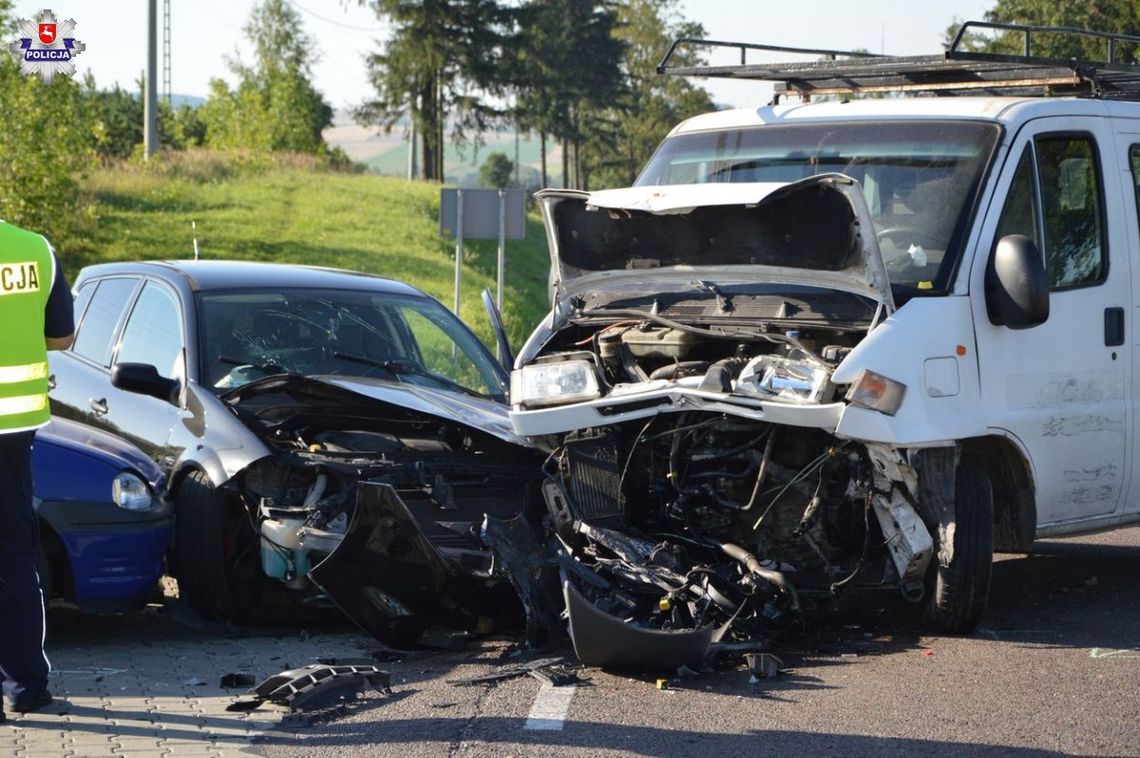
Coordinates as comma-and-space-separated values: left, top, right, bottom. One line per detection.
174, 471, 259, 621
925, 459, 993, 633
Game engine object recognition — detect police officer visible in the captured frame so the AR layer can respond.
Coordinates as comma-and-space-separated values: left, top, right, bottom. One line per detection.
0, 220, 74, 722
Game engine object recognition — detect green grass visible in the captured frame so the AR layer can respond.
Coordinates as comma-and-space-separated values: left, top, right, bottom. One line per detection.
65, 150, 552, 350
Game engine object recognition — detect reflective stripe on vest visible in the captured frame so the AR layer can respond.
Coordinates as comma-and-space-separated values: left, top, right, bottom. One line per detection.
0, 393, 48, 417
0, 361, 49, 384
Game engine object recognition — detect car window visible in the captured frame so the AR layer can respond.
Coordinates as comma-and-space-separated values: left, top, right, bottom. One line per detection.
993, 135, 1105, 291
71, 281, 96, 329
1127, 145, 1140, 235
198, 289, 505, 399
398, 306, 493, 394
1037, 136, 1105, 290
994, 147, 1041, 248
72, 277, 138, 367
635, 120, 1001, 293
115, 281, 184, 378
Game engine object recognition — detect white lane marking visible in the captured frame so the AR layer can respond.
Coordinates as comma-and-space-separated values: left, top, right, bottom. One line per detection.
524, 683, 576, 731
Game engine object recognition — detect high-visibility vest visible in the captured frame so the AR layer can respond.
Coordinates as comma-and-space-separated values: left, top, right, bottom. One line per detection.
0, 220, 54, 433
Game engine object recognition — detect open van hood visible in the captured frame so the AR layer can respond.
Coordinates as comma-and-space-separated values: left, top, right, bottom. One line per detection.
537, 174, 895, 314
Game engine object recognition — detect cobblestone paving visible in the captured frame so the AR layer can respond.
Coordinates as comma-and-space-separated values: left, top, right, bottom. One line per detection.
4, 593, 376, 757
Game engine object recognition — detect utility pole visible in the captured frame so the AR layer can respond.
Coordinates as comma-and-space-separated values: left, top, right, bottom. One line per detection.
144, 0, 158, 159
162, 0, 172, 104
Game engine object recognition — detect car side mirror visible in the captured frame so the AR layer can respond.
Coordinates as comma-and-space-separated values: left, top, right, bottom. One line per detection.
985, 234, 1049, 330
112, 362, 180, 405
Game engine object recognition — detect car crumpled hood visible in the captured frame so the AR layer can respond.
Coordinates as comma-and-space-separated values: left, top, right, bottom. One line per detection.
222, 374, 528, 447
538, 173, 895, 315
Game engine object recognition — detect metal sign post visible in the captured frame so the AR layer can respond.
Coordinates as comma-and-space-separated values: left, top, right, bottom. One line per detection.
497, 189, 506, 309
454, 188, 464, 315
440, 188, 526, 316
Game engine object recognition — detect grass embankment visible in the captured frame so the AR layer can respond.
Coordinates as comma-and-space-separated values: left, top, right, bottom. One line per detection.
67, 151, 552, 349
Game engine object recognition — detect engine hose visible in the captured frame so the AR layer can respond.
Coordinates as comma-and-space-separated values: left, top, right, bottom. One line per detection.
716, 540, 800, 612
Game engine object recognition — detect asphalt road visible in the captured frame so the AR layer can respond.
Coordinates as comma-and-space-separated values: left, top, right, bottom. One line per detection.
247, 526, 1140, 758
23, 526, 1140, 757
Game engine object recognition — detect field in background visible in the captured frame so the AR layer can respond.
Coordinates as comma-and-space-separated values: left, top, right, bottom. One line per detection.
71, 151, 552, 350
324, 113, 560, 186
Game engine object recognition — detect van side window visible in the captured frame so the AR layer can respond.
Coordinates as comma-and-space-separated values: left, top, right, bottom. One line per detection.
995, 136, 1106, 291
994, 147, 1041, 248
1127, 145, 1140, 218
1036, 136, 1105, 290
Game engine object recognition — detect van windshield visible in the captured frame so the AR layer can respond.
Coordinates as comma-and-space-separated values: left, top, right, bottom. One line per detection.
635, 121, 1001, 293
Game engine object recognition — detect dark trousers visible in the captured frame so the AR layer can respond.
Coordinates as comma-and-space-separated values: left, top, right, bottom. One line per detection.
0, 430, 49, 707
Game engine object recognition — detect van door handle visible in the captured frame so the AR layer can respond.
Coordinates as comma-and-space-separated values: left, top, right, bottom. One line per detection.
89, 397, 108, 416
47, 374, 56, 390
1105, 307, 1125, 347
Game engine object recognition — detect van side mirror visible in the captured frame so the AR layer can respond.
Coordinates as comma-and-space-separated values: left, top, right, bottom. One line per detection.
112, 362, 180, 405
985, 235, 1049, 330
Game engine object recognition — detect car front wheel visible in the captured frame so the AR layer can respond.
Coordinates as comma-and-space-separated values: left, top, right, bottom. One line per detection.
173, 470, 258, 621
925, 458, 994, 633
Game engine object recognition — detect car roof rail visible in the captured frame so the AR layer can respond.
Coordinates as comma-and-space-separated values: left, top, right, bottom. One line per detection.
657, 20, 1140, 102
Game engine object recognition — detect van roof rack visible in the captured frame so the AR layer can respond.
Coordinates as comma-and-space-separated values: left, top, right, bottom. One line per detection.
657, 21, 1140, 101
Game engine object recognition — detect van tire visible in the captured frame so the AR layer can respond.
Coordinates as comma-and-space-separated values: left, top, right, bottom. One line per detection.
925, 459, 993, 633
174, 471, 257, 622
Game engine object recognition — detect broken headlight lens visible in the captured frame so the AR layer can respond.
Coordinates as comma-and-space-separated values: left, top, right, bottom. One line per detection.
735, 355, 831, 404
846, 370, 907, 416
112, 471, 155, 511
512, 360, 601, 409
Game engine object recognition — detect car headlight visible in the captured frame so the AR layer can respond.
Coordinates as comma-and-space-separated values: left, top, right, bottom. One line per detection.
736, 355, 831, 404
511, 360, 601, 409
112, 472, 155, 511
846, 370, 907, 416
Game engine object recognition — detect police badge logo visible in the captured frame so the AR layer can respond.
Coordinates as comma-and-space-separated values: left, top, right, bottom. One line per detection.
8, 9, 85, 84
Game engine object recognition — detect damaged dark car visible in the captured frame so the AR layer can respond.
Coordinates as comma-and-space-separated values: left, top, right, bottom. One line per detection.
48, 261, 545, 644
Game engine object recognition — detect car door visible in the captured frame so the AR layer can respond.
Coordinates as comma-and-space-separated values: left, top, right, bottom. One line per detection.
49, 276, 140, 432
103, 279, 187, 465
972, 117, 1131, 526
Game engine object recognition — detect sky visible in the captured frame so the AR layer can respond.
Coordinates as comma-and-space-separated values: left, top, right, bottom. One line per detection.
9, 0, 995, 111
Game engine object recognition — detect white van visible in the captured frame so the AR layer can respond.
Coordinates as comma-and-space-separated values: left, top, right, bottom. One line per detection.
505, 24, 1140, 643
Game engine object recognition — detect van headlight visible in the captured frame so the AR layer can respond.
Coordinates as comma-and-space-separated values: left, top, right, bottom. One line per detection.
112, 472, 155, 511
846, 370, 907, 416
512, 360, 601, 409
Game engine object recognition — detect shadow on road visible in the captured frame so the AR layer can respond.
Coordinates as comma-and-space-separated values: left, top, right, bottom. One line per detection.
252, 715, 1068, 757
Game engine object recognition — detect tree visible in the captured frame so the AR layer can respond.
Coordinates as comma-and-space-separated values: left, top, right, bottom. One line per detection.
509, 0, 627, 189
583, 0, 713, 189
0, 2, 93, 239
358, 0, 509, 182
83, 77, 143, 160
478, 151, 514, 187
946, 2, 1140, 63
199, 0, 332, 152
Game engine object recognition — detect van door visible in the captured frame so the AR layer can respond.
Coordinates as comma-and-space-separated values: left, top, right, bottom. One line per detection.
972, 117, 1130, 526
1114, 132, 1140, 516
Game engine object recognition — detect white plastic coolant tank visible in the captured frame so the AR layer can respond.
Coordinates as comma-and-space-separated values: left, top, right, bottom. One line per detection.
260, 518, 310, 587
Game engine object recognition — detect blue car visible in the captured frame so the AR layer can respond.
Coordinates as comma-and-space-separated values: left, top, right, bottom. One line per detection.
31, 417, 173, 612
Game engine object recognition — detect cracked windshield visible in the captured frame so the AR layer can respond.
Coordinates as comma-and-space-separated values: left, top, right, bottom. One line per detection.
198, 289, 505, 399
636, 121, 1000, 291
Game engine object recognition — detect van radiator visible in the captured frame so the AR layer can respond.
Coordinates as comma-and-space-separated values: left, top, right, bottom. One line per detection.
562, 436, 626, 524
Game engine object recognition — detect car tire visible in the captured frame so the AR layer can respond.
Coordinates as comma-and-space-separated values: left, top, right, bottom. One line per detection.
925, 458, 994, 633
174, 470, 257, 622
